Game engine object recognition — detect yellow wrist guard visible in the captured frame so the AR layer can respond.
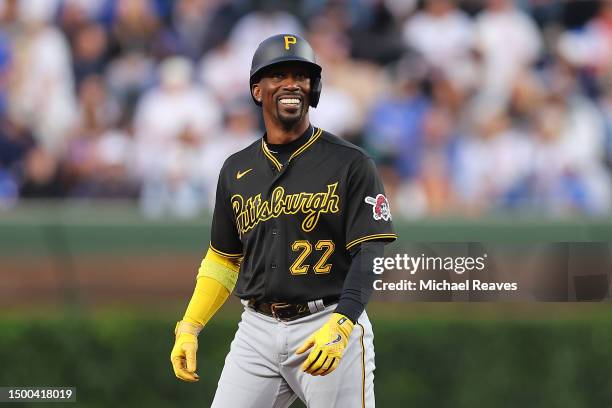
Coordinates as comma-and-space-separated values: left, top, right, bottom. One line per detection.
175, 320, 203, 337
182, 247, 243, 326
197, 248, 242, 292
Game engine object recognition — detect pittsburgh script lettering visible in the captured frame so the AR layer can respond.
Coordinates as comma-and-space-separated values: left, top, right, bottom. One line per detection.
232, 182, 340, 234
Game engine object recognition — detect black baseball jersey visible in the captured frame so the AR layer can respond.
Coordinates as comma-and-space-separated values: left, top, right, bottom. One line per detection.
210, 125, 396, 303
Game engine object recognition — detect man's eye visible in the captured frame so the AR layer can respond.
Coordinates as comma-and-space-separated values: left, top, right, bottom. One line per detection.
273, 72, 285, 79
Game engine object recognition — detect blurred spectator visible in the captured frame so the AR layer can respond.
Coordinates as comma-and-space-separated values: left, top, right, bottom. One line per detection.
454, 107, 533, 213
474, 0, 543, 107
507, 69, 546, 124
76, 74, 121, 132
71, 23, 110, 87
198, 39, 249, 104
429, 70, 469, 115
530, 96, 610, 215
384, 0, 417, 21
309, 84, 357, 138
402, 0, 476, 90
363, 57, 430, 179
557, 1, 612, 98
543, 63, 608, 176
200, 97, 260, 208
168, 0, 213, 60
66, 127, 138, 199
603, 82, 612, 170
416, 105, 460, 215
529, 63, 611, 215
135, 56, 221, 217
19, 147, 67, 199
525, 0, 563, 29
104, 0, 161, 116
0, 0, 16, 117
105, 51, 155, 122
386, 103, 461, 219
0, 167, 17, 208
0, 115, 34, 208
108, 0, 160, 56
0, 0, 19, 32
134, 56, 220, 173
0, 31, 11, 117
307, 19, 388, 135
349, 0, 405, 64
307, 24, 358, 137
57, 0, 110, 38
8, 0, 77, 155
168, 0, 241, 61
561, 0, 600, 30
63, 74, 137, 198
0, 117, 35, 170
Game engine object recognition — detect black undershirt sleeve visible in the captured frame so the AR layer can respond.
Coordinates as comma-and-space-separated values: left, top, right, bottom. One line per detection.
334, 241, 385, 323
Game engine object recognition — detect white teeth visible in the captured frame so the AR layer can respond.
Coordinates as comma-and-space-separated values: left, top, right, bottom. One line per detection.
280, 98, 300, 105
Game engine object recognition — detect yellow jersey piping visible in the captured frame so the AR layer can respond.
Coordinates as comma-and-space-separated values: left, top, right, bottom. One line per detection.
346, 233, 397, 250
209, 243, 243, 258
357, 322, 366, 408
289, 127, 322, 161
261, 138, 283, 171
261, 127, 322, 171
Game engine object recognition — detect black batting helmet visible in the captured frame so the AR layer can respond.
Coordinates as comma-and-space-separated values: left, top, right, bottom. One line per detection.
249, 34, 322, 108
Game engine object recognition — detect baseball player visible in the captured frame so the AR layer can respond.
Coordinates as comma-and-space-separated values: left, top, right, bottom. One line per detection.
170, 34, 396, 407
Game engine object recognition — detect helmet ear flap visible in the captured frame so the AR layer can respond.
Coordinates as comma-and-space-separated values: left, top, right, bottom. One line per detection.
310, 75, 322, 108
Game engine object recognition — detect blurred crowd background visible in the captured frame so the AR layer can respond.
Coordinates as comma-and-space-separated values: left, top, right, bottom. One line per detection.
0, 0, 611, 219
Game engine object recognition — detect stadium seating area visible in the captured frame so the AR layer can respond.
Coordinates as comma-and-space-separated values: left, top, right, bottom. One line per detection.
0, 0, 611, 218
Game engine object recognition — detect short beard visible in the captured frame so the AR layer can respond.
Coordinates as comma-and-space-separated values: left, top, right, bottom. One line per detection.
278, 115, 300, 130
277, 106, 306, 130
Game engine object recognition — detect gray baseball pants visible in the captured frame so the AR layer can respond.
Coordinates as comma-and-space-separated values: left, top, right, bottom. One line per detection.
210, 303, 375, 407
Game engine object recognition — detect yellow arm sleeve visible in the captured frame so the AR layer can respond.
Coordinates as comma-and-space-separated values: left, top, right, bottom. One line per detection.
182, 248, 242, 327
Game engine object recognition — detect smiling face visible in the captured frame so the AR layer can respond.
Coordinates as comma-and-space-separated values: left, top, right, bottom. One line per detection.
251, 62, 312, 130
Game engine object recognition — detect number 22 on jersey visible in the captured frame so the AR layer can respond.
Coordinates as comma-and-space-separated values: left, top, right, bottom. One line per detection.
289, 240, 335, 275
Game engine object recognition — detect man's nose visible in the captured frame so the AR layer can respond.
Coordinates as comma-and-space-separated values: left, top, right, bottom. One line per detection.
282, 74, 300, 89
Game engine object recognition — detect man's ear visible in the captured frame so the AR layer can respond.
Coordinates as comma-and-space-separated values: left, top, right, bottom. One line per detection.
252, 84, 262, 103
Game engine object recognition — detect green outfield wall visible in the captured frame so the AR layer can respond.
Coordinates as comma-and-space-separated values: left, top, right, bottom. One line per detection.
1, 203, 611, 305
0, 203, 611, 257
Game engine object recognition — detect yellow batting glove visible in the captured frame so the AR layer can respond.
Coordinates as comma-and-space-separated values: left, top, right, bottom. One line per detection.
295, 313, 354, 376
170, 321, 202, 382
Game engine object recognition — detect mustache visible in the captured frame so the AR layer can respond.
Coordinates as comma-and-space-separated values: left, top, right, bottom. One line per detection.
276, 92, 305, 100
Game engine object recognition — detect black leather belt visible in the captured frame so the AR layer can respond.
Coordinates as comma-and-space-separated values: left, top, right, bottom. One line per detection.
247, 296, 340, 322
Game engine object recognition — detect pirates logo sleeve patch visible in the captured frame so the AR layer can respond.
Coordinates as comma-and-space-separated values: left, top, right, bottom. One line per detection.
364, 194, 392, 221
